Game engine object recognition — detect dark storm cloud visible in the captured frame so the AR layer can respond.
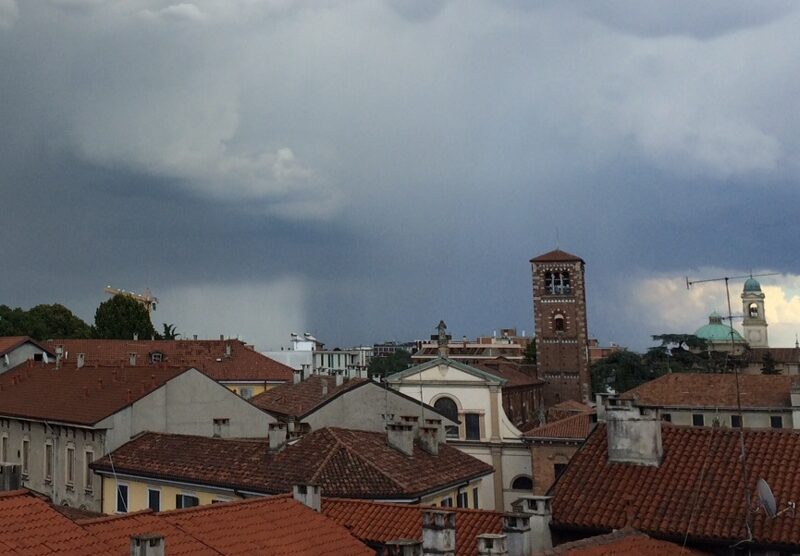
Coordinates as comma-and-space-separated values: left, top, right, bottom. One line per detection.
2, 0, 800, 349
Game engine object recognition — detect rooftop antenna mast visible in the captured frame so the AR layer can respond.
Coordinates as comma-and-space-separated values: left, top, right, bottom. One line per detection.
685, 271, 776, 539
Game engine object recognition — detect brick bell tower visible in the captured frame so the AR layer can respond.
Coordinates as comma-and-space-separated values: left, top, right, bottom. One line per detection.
530, 249, 590, 406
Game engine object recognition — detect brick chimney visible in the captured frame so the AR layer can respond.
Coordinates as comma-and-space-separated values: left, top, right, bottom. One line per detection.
387, 423, 414, 457
383, 540, 422, 556
502, 513, 530, 556
477, 534, 508, 556
606, 405, 662, 466
292, 484, 321, 512
422, 510, 455, 556
268, 422, 287, 452
418, 426, 439, 456
130, 534, 164, 556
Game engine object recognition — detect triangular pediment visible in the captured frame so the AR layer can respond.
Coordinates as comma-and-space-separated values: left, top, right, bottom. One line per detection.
387, 358, 505, 385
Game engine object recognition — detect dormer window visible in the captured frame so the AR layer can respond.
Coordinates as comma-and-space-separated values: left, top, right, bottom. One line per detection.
544, 271, 571, 295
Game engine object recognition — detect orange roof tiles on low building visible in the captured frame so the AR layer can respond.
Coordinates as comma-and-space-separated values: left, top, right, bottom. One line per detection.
538, 527, 708, 555
321, 498, 503, 556
0, 363, 188, 425
0, 490, 113, 554
0, 336, 54, 357
92, 427, 494, 501
523, 412, 595, 442
82, 496, 373, 555
550, 423, 800, 550
250, 375, 370, 418
0, 489, 372, 555
45, 338, 293, 383
619, 373, 797, 409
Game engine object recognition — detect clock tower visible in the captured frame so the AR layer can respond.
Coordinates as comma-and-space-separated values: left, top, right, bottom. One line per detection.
531, 249, 590, 406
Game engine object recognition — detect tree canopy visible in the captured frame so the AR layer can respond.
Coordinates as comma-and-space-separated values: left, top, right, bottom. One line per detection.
94, 295, 156, 340
522, 339, 537, 365
368, 350, 412, 378
590, 350, 665, 395
0, 303, 92, 340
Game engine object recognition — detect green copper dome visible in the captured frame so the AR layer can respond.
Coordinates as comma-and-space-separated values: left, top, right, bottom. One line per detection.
695, 311, 745, 343
743, 277, 762, 292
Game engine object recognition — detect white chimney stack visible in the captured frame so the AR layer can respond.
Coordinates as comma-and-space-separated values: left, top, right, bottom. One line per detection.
268, 422, 287, 452
77, 353, 85, 369
606, 405, 662, 467
387, 423, 414, 457
422, 510, 455, 556
130, 534, 164, 556
383, 540, 422, 556
292, 484, 321, 512
477, 534, 508, 556
502, 514, 531, 556
418, 426, 439, 456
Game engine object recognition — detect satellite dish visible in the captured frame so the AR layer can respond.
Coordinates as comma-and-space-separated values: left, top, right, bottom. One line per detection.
757, 478, 777, 518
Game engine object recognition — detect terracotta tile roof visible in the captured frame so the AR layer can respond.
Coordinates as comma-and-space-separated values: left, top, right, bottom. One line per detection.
619, 373, 797, 409
547, 400, 593, 424
250, 375, 369, 417
0, 364, 188, 425
530, 249, 584, 263
748, 348, 800, 365
523, 412, 595, 441
472, 359, 544, 388
83, 496, 372, 555
550, 424, 800, 548
0, 490, 113, 554
0, 336, 53, 357
539, 527, 708, 555
46, 338, 293, 382
92, 428, 494, 500
321, 498, 503, 556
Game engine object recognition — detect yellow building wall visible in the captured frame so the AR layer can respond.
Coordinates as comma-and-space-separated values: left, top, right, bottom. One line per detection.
224, 382, 281, 399
101, 477, 244, 514
421, 479, 483, 509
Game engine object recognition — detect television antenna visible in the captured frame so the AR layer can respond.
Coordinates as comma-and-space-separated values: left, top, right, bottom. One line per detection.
683, 272, 779, 539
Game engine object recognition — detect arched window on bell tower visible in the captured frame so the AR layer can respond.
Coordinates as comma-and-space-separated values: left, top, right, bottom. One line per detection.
554, 314, 565, 332
749, 303, 759, 318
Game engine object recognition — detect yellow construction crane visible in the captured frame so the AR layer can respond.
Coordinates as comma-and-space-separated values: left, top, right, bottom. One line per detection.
104, 286, 159, 314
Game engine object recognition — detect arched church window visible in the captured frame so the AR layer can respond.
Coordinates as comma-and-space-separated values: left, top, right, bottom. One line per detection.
511, 475, 533, 491
434, 397, 460, 439
544, 271, 571, 295
554, 314, 565, 332
749, 303, 759, 318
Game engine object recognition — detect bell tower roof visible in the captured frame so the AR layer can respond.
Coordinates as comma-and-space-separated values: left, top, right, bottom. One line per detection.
743, 277, 762, 293
530, 249, 584, 264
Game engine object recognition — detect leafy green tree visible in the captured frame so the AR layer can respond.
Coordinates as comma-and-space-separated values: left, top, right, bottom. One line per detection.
0, 303, 91, 340
160, 323, 180, 340
94, 295, 156, 340
522, 339, 537, 365
590, 350, 665, 394
761, 352, 781, 375
368, 350, 412, 378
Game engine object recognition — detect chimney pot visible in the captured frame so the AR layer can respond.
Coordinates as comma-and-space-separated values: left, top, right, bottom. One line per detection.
387, 423, 415, 457
383, 539, 422, 556
418, 426, 440, 456
421, 510, 455, 556
293, 369, 302, 385
501, 513, 531, 556
268, 422, 288, 452
129, 352, 137, 366
399, 415, 420, 437
133, 333, 139, 341
477, 534, 508, 556
77, 353, 85, 369
292, 484, 321, 512
321, 378, 328, 397
130, 533, 164, 556
335, 371, 344, 387
606, 406, 663, 466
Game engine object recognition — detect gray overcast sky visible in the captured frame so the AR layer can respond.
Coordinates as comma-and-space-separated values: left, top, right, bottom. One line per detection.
3, 1, 800, 350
